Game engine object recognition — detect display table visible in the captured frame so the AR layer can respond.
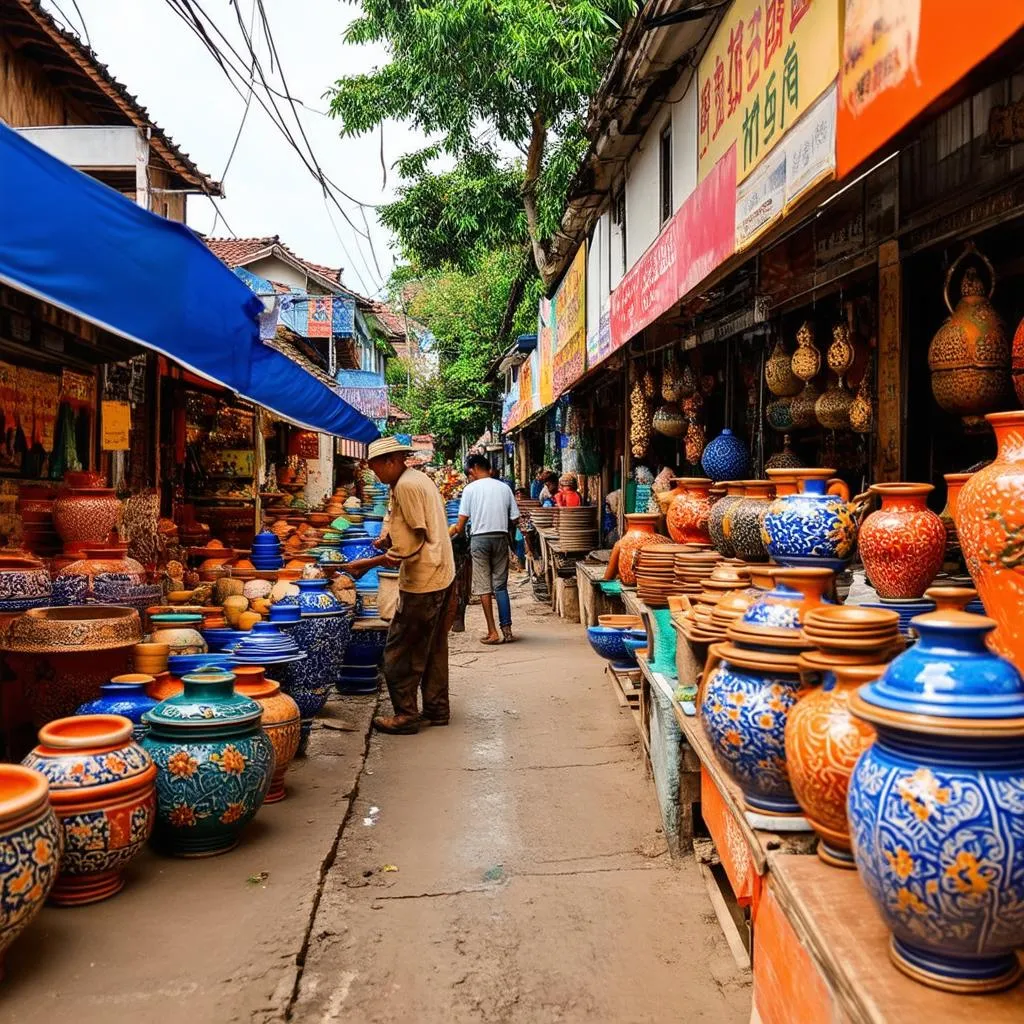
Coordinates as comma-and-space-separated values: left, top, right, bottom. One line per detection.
575, 560, 622, 626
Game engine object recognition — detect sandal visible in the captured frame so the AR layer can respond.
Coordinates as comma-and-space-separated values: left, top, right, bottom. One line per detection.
501, 628, 517, 644
480, 635, 502, 645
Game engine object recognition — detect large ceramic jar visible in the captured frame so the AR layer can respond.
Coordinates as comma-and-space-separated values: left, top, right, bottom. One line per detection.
142, 670, 274, 857
939, 472, 972, 565
0, 555, 51, 616
858, 484, 946, 599
2, 606, 141, 727
74, 674, 158, 741
52, 486, 121, 555
701, 430, 750, 482
150, 612, 207, 656
722, 481, 775, 563
0, 765, 62, 969
232, 666, 301, 804
708, 482, 744, 557
665, 478, 714, 545
23, 714, 155, 905
762, 469, 866, 570
848, 610, 1024, 993
956, 411, 1024, 669
616, 514, 672, 587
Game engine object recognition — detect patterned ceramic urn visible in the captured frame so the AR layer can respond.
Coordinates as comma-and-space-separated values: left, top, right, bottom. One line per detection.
858, 484, 946, 599
142, 670, 273, 857
23, 714, 155, 905
0, 556, 51, 616
848, 610, 1024, 993
721, 481, 775, 563
615, 514, 672, 587
708, 481, 744, 557
232, 666, 301, 804
665, 478, 714, 545
0, 765, 62, 971
701, 429, 751, 482
52, 486, 121, 555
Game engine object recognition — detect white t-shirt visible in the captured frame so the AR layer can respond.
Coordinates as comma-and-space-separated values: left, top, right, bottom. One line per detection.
458, 477, 519, 535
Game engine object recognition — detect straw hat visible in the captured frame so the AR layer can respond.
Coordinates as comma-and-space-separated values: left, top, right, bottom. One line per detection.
367, 436, 413, 461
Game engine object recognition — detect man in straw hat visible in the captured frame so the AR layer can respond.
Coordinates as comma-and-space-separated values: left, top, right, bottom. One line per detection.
346, 436, 456, 734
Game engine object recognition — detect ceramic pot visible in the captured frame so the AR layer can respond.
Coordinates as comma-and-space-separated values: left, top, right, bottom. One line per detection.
23, 714, 155, 904
3, 606, 141, 727
0, 556, 51, 615
928, 248, 1011, 429
340, 624, 388, 695
848, 610, 1024, 993
859, 484, 946, 599
708, 482, 744, 557
765, 339, 801, 397
149, 613, 207, 656
765, 436, 803, 471
57, 546, 144, 595
134, 642, 169, 677
665, 479, 714, 545
762, 469, 868, 570
52, 487, 121, 554
616, 514, 672, 587
790, 322, 821, 381
701, 429, 751, 482
142, 670, 274, 857
741, 568, 834, 632
74, 675, 159, 741
0, 765, 62, 970
232, 667, 301, 804
939, 472, 972, 565
652, 402, 686, 438
722, 482, 774, 563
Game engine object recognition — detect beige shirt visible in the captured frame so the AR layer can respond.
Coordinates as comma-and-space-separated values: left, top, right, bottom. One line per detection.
387, 467, 455, 594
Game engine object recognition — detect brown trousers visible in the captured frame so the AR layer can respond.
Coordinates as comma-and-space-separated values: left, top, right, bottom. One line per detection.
382, 585, 455, 720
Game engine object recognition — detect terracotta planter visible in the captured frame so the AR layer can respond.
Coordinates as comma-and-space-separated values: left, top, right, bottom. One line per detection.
859, 484, 946, 599
52, 487, 121, 554
0, 765, 62, 971
665, 478, 713, 545
616, 514, 672, 587
721, 481, 775, 563
232, 666, 301, 803
2, 606, 141, 727
23, 714, 156, 905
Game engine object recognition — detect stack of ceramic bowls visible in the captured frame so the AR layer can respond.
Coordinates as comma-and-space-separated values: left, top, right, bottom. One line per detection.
635, 544, 689, 606
230, 621, 306, 667
672, 548, 723, 593
251, 530, 284, 572
801, 606, 904, 668
134, 642, 169, 676
529, 507, 556, 531
555, 506, 599, 551
861, 595, 935, 639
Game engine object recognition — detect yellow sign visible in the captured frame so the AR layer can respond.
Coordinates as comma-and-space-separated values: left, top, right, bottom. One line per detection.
101, 400, 131, 451
697, 0, 840, 182
552, 245, 587, 398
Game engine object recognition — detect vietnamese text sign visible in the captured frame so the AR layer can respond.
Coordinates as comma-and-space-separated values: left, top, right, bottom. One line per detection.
538, 296, 554, 408
698, 0, 839, 183
101, 400, 130, 451
552, 245, 587, 397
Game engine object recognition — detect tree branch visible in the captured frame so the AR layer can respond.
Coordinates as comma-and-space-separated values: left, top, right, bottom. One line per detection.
497, 245, 537, 348
522, 109, 551, 281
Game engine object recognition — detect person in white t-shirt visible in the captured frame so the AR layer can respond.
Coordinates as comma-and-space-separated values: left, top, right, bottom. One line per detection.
449, 455, 520, 644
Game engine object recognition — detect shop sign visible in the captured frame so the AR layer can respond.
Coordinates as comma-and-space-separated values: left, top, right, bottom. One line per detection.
500, 377, 519, 432
552, 245, 587, 397
838, 1, 1024, 176
697, 0, 840, 184
101, 400, 131, 451
586, 309, 613, 368
538, 296, 554, 408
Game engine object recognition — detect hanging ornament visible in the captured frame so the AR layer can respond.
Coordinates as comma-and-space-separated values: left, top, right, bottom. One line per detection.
684, 416, 706, 465
790, 380, 822, 430
652, 402, 686, 437
849, 362, 874, 433
827, 323, 855, 377
815, 374, 853, 431
790, 322, 822, 382
765, 339, 802, 397
765, 397, 794, 433
765, 435, 805, 470
661, 360, 688, 401
629, 380, 652, 458
641, 368, 658, 399
679, 364, 698, 399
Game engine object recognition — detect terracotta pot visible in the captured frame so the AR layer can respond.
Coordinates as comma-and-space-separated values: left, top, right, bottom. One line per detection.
721, 481, 774, 563
665, 478, 713, 545
52, 487, 121, 554
232, 667, 301, 804
616, 514, 672, 587
859, 484, 946, 599
765, 469, 798, 496
708, 482, 744, 557
23, 714, 156, 905
0, 555, 51, 614
0, 764, 62, 971
134, 642, 169, 677
2, 606, 141, 726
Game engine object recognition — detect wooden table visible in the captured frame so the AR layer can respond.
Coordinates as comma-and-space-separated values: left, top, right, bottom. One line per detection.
575, 560, 622, 627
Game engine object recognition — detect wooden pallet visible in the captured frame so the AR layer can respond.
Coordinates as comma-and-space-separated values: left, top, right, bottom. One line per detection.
606, 663, 641, 710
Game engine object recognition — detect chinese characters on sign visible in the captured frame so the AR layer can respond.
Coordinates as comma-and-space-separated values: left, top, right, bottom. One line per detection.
552, 246, 587, 398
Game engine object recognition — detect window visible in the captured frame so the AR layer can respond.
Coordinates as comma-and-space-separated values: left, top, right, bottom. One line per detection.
611, 187, 627, 278
659, 126, 673, 223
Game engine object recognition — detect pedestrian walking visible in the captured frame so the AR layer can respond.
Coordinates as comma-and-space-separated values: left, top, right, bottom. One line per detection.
345, 436, 456, 735
449, 454, 520, 645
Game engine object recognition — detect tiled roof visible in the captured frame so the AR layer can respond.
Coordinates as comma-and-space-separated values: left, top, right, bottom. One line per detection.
266, 328, 338, 390
367, 302, 409, 340
207, 235, 350, 292
388, 403, 410, 421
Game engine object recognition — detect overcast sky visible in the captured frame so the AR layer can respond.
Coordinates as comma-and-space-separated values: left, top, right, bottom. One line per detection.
43, 0, 424, 297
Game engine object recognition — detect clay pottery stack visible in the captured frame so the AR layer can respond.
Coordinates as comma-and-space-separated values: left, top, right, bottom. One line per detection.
0, 764, 62, 969
23, 714, 155, 904
939, 472, 972, 565
134, 642, 169, 676
2, 606, 141, 729
800, 605, 903, 662
708, 482, 745, 557
52, 481, 121, 556
0, 555, 51, 617
848, 609, 1024, 993
149, 613, 207, 656
232, 667, 301, 804
634, 545, 689, 606
665, 478, 714, 545
612, 514, 673, 587
671, 548, 723, 595
74, 675, 159, 741
722, 481, 775, 563
142, 670, 274, 857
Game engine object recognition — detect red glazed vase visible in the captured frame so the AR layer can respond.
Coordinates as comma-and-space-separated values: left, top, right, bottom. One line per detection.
233, 667, 301, 803
52, 487, 121, 555
22, 715, 156, 905
858, 484, 946, 599
665, 478, 713, 545
616, 514, 672, 587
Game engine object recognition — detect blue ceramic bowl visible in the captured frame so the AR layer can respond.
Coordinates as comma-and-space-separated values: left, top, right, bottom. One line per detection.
268, 603, 301, 623
622, 635, 648, 663
363, 520, 383, 538
587, 626, 646, 667
201, 628, 249, 652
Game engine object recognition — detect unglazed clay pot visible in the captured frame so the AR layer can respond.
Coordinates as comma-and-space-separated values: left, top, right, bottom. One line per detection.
2, 606, 142, 727
940, 472, 972, 564
23, 715, 155, 905
232, 666, 301, 803
616, 514, 672, 587
52, 487, 121, 555
708, 482, 744, 557
0, 555, 51, 615
665, 478, 714, 545
142, 670, 274, 857
858, 484, 946, 599
0, 765, 62, 971
721, 481, 774, 563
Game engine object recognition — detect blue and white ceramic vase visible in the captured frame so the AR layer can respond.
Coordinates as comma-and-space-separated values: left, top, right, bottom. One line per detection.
701, 429, 751, 482
142, 670, 273, 857
848, 609, 1024, 993
0, 556, 51, 614
75, 674, 158, 741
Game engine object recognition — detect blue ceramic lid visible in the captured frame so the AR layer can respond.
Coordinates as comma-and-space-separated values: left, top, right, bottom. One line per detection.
144, 669, 262, 730
201, 627, 249, 652
293, 577, 344, 616
858, 611, 1024, 722
268, 603, 301, 623
230, 620, 306, 664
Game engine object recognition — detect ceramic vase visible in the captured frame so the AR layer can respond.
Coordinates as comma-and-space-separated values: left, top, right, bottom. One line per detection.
74, 675, 158, 741
765, 339, 801, 397
232, 667, 301, 804
708, 482, 744, 557
939, 472, 972, 565
0, 556, 51, 615
0, 765, 62, 972
741, 568, 834, 631
848, 610, 1024, 993
665, 478, 714, 545
701, 429, 751, 482
142, 670, 274, 857
23, 714, 155, 904
859, 484, 946, 599
616, 514, 672, 587
52, 487, 121, 555
721, 482, 774, 563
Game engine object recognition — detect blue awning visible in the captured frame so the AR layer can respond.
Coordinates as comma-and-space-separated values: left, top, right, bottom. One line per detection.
0, 123, 379, 443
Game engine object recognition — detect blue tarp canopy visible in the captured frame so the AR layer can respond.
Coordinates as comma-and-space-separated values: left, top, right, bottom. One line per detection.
0, 123, 379, 443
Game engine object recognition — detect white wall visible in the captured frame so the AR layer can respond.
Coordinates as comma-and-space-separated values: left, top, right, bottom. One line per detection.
672, 77, 698, 211
247, 255, 307, 290
624, 106, 669, 268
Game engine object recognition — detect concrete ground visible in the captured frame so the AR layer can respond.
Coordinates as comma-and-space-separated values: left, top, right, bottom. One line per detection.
1, 585, 751, 1023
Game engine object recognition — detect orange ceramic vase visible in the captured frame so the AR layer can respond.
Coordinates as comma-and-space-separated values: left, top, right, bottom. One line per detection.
22, 715, 156, 905
940, 472, 973, 563
232, 667, 301, 803
785, 662, 885, 868
957, 411, 1024, 669
665, 478, 714, 545
616, 514, 672, 587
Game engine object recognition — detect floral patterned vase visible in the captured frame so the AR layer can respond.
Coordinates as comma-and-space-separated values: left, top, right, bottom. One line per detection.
722, 482, 775, 562
848, 609, 1024, 993
665, 478, 714, 545
0, 765, 62, 971
232, 666, 301, 803
708, 481, 745, 557
616, 514, 672, 587
142, 670, 273, 857
23, 714, 155, 905
741, 568, 833, 631
74, 674, 159, 741
858, 484, 946, 599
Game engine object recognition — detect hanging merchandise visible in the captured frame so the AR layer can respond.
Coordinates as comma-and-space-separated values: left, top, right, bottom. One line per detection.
826, 322, 855, 377
765, 435, 804, 470
790, 381, 822, 430
701, 428, 751, 481
684, 416, 705, 465
765, 397, 794, 433
928, 245, 1011, 430
815, 374, 853, 431
1013, 316, 1024, 405
765, 339, 802, 397
641, 367, 657, 399
848, 361, 874, 433
629, 379, 652, 459
790, 322, 822, 382
652, 402, 686, 438
661, 359, 690, 401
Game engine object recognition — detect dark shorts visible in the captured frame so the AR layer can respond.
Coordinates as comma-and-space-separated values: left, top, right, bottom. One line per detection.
470, 532, 509, 596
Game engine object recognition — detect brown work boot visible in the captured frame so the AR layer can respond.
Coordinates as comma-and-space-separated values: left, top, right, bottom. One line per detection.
373, 714, 420, 734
